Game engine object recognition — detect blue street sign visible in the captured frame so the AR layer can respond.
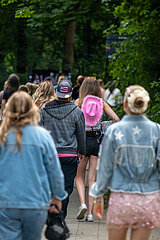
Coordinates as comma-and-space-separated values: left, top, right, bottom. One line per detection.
105, 33, 128, 59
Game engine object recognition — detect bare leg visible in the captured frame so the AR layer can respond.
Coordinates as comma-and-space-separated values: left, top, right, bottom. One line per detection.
130, 228, 151, 240
88, 155, 98, 215
76, 157, 88, 205
108, 228, 128, 240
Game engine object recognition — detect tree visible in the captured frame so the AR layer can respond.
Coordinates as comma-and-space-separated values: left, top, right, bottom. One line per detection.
1, 0, 113, 77
104, 0, 160, 121
0, 3, 27, 87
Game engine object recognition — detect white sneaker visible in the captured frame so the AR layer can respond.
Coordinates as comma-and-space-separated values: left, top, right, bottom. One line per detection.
85, 214, 93, 222
77, 204, 87, 220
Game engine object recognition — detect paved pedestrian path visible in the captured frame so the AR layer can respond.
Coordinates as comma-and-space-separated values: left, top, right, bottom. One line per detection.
42, 186, 160, 240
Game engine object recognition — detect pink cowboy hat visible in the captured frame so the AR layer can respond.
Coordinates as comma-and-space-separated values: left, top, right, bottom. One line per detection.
82, 95, 103, 126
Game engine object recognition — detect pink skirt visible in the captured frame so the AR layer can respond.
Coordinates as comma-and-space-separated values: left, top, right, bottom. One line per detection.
106, 192, 160, 229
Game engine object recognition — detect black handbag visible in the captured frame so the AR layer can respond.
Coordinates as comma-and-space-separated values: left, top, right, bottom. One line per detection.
45, 204, 70, 240
97, 121, 113, 144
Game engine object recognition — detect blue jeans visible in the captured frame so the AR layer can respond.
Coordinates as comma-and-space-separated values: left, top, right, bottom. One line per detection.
0, 208, 48, 240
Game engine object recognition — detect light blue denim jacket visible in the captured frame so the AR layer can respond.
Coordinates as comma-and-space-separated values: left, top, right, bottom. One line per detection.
0, 125, 67, 209
90, 115, 160, 197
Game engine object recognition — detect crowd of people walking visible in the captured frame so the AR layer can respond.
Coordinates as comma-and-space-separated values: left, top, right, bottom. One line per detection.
0, 73, 159, 240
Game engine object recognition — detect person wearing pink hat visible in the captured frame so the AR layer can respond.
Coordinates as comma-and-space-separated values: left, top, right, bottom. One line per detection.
75, 77, 119, 222
82, 95, 103, 127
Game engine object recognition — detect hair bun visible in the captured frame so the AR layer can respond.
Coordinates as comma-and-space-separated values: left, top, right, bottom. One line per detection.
134, 97, 144, 109
126, 87, 150, 113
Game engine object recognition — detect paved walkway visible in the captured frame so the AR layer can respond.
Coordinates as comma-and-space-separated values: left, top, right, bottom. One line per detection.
42, 186, 160, 240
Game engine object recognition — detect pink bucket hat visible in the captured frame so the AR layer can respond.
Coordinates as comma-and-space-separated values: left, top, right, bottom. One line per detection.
82, 95, 103, 126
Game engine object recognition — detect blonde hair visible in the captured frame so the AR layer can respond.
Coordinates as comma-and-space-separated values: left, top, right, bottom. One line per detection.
125, 85, 150, 114
18, 85, 29, 93
57, 75, 66, 84
78, 77, 102, 108
0, 92, 40, 151
97, 79, 104, 87
33, 82, 56, 109
26, 82, 39, 96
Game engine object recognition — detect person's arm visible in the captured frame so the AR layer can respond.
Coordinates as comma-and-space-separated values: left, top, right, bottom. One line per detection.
74, 98, 79, 106
43, 132, 68, 201
89, 127, 115, 198
103, 101, 120, 122
78, 153, 85, 162
1, 99, 6, 112
101, 88, 105, 99
90, 127, 115, 219
76, 110, 86, 156
93, 196, 104, 219
49, 197, 62, 213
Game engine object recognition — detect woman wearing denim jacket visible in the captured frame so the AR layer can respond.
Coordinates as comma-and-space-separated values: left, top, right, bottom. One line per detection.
0, 92, 67, 240
90, 85, 160, 240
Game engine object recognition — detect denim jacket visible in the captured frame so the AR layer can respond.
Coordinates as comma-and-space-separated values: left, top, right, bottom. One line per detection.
90, 115, 160, 197
0, 125, 67, 209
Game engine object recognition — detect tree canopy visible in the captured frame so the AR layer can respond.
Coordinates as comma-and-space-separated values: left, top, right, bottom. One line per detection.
0, 0, 159, 121
0, 0, 112, 76
106, 0, 160, 121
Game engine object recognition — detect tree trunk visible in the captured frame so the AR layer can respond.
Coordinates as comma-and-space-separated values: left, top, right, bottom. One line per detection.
62, 21, 76, 73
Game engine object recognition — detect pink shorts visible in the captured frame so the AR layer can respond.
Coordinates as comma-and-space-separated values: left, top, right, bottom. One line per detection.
106, 192, 160, 229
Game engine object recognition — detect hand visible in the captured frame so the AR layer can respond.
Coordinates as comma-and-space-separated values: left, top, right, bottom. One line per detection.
78, 154, 85, 162
93, 197, 104, 219
112, 117, 120, 123
49, 197, 62, 213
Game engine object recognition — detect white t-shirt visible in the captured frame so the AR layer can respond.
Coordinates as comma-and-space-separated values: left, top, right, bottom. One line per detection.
104, 88, 123, 107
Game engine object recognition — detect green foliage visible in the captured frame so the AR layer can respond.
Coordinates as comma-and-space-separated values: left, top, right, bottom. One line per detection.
1, 0, 159, 123
0, 0, 113, 82
0, 62, 27, 90
106, 0, 160, 122
0, 63, 12, 90
146, 80, 160, 122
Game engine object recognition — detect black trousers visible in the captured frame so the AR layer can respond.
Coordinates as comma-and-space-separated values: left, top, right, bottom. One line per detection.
59, 157, 78, 219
